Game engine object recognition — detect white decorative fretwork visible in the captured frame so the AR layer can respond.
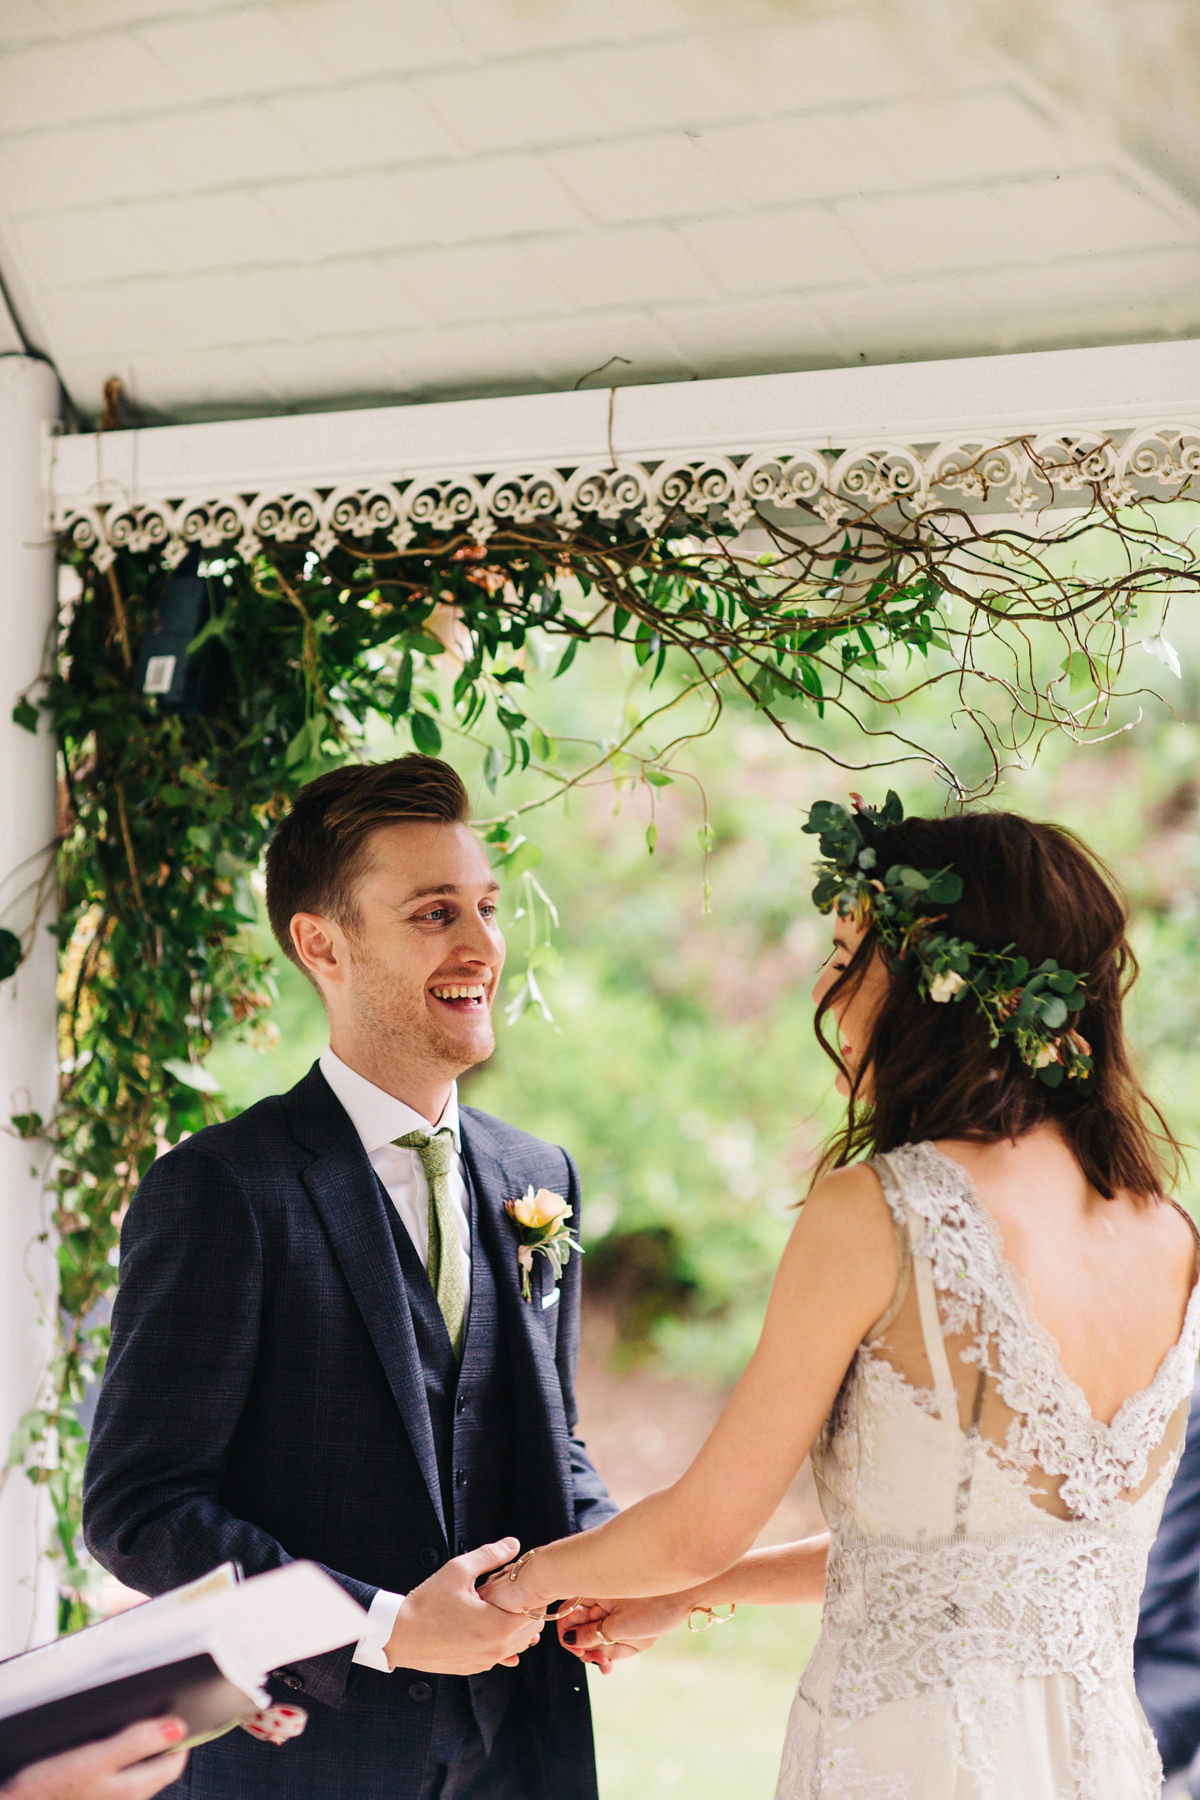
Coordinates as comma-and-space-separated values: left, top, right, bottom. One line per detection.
52, 423, 1200, 571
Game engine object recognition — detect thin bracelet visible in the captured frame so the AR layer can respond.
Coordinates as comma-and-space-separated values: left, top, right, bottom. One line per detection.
687, 1602, 737, 1633
501, 1550, 583, 1622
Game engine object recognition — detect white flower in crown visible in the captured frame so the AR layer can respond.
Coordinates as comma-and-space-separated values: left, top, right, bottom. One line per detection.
1034, 1041, 1060, 1069
928, 969, 966, 1003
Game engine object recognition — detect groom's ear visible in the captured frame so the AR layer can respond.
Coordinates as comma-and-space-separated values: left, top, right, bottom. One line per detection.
290, 912, 346, 997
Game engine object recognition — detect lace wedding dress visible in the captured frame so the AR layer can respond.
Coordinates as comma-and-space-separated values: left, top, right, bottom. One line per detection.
777, 1142, 1200, 1800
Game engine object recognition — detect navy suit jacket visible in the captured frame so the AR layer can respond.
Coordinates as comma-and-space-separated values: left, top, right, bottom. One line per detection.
83, 1065, 615, 1799
1135, 1371, 1200, 1779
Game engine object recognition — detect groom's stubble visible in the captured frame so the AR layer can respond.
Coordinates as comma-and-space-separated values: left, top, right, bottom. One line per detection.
331, 819, 506, 1104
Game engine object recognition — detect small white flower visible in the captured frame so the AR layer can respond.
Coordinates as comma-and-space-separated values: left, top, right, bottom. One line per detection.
929, 970, 965, 1003
1034, 1042, 1059, 1069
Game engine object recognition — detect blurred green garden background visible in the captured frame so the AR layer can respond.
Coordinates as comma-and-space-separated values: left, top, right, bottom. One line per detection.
205, 591, 1200, 1798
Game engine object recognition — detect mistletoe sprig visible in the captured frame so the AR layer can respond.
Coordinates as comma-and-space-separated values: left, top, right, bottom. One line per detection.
804, 795, 1093, 1087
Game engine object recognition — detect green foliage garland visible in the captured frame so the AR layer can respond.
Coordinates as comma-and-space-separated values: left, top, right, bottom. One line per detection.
2, 470, 1190, 1623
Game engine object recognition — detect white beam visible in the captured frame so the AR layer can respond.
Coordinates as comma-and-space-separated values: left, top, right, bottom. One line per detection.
50, 338, 1200, 509
0, 357, 60, 1656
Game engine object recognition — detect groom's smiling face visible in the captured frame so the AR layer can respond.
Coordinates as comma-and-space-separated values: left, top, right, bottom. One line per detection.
293, 818, 506, 1110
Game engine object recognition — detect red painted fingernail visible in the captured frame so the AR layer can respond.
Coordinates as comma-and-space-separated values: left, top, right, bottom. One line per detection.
161, 1720, 186, 1744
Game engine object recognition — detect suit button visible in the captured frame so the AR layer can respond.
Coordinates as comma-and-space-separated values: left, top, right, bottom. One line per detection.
419, 1547, 440, 1570
456, 1537, 466, 1553
282, 1674, 304, 1691
455, 1469, 467, 1489
408, 1681, 433, 1703
455, 1395, 468, 1415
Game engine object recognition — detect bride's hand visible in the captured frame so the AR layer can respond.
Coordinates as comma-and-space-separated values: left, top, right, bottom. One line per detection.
477, 1557, 536, 1616
478, 1581, 529, 1615
477, 1551, 572, 1625
560, 1593, 688, 1666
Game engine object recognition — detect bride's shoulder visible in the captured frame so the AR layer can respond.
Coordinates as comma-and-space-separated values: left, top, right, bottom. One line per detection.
805, 1160, 888, 1205
805, 1142, 933, 1221
1145, 1193, 1200, 1286
798, 1161, 899, 1251
776, 1162, 901, 1339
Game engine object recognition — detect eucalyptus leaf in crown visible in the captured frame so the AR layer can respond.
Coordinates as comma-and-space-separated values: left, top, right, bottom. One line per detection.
802, 794, 1093, 1088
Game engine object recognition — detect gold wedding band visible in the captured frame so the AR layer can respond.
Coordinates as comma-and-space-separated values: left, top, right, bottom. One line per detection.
595, 1625, 639, 1652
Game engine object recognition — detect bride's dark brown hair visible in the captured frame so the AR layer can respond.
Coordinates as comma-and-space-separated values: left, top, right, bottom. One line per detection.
813, 810, 1183, 1200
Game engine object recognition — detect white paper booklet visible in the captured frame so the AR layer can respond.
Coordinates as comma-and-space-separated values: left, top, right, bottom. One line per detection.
0, 1561, 366, 1722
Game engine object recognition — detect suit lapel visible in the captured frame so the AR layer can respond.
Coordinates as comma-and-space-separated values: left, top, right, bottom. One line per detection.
460, 1117, 574, 1505
286, 1068, 448, 1543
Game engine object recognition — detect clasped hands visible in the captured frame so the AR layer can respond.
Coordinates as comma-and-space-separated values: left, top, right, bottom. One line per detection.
478, 1553, 689, 1677
384, 1536, 687, 1678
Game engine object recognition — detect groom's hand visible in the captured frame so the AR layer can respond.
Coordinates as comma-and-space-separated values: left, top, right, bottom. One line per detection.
385, 1538, 544, 1675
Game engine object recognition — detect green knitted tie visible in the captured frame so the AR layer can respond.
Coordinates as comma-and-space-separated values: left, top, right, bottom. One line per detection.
395, 1128, 467, 1360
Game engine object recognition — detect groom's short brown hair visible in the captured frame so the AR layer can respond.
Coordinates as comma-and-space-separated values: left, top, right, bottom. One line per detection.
265, 755, 470, 968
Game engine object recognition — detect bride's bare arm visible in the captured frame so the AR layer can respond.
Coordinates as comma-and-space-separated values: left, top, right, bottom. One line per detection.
561, 1535, 831, 1660
676, 1533, 830, 1609
484, 1164, 896, 1615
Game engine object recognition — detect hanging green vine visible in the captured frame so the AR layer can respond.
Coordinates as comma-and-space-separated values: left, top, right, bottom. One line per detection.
3, 463, 1195, 1625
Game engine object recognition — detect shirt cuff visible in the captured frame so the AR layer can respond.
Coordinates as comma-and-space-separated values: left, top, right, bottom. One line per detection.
353, 1588, 404, 1671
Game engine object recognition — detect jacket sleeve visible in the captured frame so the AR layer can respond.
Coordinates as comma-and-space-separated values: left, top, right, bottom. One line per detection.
555, 1150, 619, 1536
83, 1144, 371, 1710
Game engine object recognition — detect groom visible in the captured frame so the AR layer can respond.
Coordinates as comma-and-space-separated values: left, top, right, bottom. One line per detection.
83, 755, 616, 1800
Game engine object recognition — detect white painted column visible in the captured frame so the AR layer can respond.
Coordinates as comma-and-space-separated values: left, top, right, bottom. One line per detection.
0, 357, 61, 1655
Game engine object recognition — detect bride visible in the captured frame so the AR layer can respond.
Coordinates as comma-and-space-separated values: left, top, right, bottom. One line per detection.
483, 795, 1200, 1799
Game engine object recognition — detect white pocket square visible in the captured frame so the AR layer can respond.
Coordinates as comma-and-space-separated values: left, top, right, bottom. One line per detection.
541, 1287, 560, 1310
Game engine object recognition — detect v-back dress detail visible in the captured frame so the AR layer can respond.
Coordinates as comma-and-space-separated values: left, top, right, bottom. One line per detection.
776, 1142, 1200, 1800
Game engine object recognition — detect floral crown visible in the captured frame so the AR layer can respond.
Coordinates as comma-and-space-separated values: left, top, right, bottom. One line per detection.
802, 792, 1093, 1088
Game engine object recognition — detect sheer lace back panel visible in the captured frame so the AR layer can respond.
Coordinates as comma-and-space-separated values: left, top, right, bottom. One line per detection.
791, 1141, 1200, 1798
863, 1145, 1196, 1526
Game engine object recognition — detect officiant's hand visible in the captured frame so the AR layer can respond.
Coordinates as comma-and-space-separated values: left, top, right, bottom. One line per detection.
385, 1537, 545, 1675
0, 1717, 188, 1800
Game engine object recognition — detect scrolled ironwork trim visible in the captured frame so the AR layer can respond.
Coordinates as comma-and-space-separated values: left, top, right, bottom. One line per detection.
53, 424, 1200, 569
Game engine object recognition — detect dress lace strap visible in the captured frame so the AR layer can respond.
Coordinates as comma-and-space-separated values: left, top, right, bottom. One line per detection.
863, 1155, 913, 1341
912, 1251, 959, 1420
870, 1151, 958, 1416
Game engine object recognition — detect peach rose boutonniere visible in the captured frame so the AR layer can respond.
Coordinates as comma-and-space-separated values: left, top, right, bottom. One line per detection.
503, 1186, 584, 1302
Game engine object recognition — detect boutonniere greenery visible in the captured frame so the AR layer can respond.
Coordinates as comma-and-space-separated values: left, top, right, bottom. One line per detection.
503, 1187, 583, 1302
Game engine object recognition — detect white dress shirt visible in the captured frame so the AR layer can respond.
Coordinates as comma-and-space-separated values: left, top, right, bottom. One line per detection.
317, 1046, 472, 1673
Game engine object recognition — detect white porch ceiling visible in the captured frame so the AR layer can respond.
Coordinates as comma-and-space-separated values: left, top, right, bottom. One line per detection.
3, 0, 1200, 427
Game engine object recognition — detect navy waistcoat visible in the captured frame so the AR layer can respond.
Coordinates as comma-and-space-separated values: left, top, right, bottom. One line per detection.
380, 1172, 519, 1758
